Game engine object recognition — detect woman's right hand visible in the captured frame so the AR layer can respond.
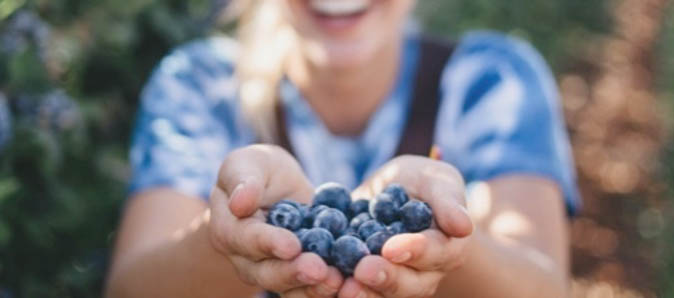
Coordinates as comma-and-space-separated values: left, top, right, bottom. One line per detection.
208, 144, 343, 297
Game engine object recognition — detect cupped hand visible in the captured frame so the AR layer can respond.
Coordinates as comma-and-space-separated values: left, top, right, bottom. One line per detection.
208, 144, 343, 297
340, 155, 474, 298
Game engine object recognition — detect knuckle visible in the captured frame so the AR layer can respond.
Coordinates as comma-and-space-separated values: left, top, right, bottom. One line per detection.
382, 277, 400, 295
230, 258, 258, 285
442, 241, 466, 271
301, 287, 318, 298
304, 286, 329, 298
209, 227, 229, 254
428, 257, 446, 271
447, 253, 467, 272
239, 271, 258, 286
256, 234, 275, 256
246, 228, 272, 259
422, 285, 438, 298
404, 284, 435, 298
275, 264, 300, 289
253, 264, 276, 289
279, 290, 297, 298
208, 219, 233, 255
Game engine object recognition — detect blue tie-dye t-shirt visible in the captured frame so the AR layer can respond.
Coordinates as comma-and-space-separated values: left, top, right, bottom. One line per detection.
129, 31, 581, 215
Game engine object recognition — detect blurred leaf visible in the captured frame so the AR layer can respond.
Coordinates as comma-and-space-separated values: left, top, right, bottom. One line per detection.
0, 0, 26, 21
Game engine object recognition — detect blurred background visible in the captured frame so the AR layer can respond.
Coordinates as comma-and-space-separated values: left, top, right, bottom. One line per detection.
0, 0, 672, 297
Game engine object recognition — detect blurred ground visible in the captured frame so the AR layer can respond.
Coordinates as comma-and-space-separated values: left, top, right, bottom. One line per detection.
0, 0, 673, 297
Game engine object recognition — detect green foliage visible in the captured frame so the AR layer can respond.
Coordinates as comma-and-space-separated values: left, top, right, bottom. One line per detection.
415, 0, 613, 71
0, 0, 221, 297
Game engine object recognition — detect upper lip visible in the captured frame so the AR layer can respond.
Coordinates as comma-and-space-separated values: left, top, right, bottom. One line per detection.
309, 0, 372, 17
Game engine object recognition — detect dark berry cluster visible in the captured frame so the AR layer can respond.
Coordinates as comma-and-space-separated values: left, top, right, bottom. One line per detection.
266, 182, 434, 277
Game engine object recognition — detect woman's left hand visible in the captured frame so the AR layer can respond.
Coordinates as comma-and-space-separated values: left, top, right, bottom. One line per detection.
338, 155, 474, 298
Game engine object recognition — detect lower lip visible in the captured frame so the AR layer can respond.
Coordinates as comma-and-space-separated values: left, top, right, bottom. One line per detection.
309, 9, 370, 33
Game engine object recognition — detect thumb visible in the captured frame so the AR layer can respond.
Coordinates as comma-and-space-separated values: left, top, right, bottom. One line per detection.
216, 145, 313, 218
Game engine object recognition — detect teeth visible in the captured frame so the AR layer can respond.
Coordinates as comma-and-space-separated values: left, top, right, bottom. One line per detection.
310, 0, 371, 16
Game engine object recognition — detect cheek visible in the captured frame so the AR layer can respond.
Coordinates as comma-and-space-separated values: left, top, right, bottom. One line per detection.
362, 0, 416, 47
384, 0, 416, 27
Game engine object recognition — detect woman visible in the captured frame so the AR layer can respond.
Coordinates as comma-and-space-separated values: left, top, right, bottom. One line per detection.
106, 0, 579, 297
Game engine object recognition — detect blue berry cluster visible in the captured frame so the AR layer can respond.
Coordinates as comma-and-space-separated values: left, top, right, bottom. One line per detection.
266, 182, 434, 277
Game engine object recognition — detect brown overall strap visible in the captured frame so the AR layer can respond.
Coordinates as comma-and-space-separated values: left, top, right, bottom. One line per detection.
274, 102, 294, 155
274, 36, 455, 157
394, 36, 455, 157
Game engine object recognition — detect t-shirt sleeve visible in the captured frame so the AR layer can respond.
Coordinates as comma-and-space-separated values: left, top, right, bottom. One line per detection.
435, 31, 581, 215
128, 39, 249, 200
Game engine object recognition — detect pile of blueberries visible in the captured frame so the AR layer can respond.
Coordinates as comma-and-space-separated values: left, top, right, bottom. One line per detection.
266, 182, 434, 277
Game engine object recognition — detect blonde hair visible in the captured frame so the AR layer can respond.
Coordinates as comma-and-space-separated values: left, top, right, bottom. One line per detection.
225, 0, 296, 143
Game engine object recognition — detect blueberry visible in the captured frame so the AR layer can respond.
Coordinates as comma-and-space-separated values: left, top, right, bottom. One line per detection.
303, 204, 329, 228
382, 184, 409, 207
313, 208, 349, 237
349, 212, 372, 230
274, 199, 309, 220
400, 201, 433, 232
274, 199, 304, 210
331, 235, 370, 276
267, 203, 303, 231
369, 193, 399, 224
366, 230, 394, 255
295, 228, 309, 239
298, 204, 310, 222
357, 220, 386, 240
348, 199, 370, 217
387, 221, 406, 235
344, 228, 360, 238
313, 182, 352, 214
300, 228, 334, 263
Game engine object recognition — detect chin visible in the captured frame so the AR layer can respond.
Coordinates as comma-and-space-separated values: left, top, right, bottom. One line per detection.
321, 39, 380, 69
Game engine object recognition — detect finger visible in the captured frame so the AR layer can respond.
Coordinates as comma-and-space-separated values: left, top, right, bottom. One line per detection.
228, 218, 302, 261
338, 278, 383, 298
250, 253, 330, 293
211, 186, 301, 260
217, 145, 314, 217
285, 267, 344, 298
282, 289, 309, 298
381, 230, 468, 271
305, 266, 344, 297
355, 156, 472, 237
410, 175, 472, 238
353, 255, 443, 298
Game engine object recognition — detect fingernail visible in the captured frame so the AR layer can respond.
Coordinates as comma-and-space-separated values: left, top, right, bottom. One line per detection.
368, 270, 386, 286
297, 273, 319, 285
356, 291, 367, 298
230, 183, 244, 199
391, 252, 411, 263
458, 204, 469, 216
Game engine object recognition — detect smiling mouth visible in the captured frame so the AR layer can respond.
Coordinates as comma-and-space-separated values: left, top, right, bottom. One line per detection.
309, 0, 372, 18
